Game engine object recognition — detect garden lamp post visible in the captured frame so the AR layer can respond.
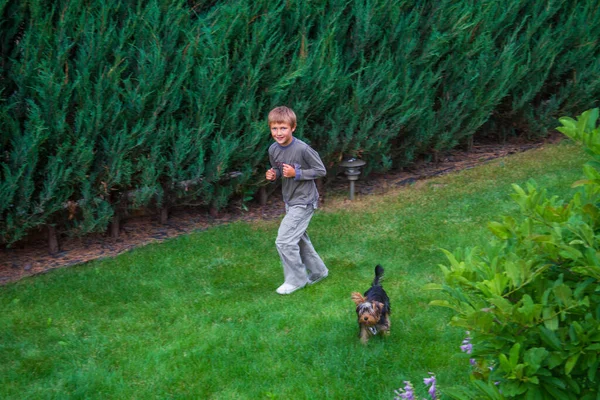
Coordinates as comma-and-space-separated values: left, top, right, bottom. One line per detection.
339, 158, 366, 200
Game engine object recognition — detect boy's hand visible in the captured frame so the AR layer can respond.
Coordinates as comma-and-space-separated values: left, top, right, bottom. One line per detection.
282, 163, 296, 178
266, 168, 277, 181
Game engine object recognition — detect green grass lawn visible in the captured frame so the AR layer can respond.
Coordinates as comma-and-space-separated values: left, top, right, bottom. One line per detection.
0, 140, 589, 399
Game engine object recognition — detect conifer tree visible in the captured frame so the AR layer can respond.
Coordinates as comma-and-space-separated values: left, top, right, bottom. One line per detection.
1, 0, 600, 246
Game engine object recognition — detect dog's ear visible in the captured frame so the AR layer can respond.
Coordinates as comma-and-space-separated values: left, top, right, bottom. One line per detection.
372, 301, 383, 312
351, 292, 365, 305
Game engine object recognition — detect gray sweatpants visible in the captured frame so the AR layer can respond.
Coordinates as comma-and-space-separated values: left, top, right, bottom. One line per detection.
275, 204, 328, 287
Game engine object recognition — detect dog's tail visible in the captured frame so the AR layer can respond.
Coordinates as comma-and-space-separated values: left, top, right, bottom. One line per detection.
373, 264, 384, 286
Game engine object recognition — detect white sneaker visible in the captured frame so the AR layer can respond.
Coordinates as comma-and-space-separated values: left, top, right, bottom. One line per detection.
308, 271, 328, 286
276, 282, 306, 295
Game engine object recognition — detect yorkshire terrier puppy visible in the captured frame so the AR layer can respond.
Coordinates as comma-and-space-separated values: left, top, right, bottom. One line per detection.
351, 264, 391, 344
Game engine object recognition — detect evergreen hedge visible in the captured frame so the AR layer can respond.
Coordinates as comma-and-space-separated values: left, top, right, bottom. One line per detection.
1, 0, 599, 248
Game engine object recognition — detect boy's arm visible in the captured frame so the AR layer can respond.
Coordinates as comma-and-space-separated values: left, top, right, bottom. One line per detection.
268, 152, 282, 180
294, 147, 326, 181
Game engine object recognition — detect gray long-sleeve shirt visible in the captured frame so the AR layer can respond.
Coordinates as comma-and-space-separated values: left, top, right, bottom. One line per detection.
268, 137, 326, 207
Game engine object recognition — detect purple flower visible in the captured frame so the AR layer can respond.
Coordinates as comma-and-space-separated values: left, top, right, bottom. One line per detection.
424, 373, 437, 399
394, 381, 416, 400
460, 332, 473, 354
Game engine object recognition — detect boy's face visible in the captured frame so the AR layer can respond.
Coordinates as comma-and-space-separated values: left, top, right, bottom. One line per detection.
270, 122, 295, 147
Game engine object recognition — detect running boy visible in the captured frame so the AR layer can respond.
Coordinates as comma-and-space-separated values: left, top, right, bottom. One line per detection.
265, 106, 329, 295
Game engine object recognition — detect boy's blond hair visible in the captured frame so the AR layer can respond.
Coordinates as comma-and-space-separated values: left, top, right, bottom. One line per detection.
268, 106, 297, 129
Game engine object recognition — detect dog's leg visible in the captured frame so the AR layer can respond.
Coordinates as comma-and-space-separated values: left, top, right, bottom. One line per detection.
378, 316, 391, 336
359, 326, 370, 344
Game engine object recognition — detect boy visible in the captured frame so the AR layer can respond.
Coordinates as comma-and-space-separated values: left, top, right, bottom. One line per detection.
265, 106, 329, 295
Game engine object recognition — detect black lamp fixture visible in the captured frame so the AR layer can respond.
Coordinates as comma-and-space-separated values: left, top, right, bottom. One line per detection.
339, 158, 366, 200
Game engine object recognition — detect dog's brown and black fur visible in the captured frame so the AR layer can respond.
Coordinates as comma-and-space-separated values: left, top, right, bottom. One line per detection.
351, 265, 391, 344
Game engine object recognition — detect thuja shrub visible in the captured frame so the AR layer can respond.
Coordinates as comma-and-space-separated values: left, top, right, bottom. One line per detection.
2, 0, 600, 246
428, 109, 600, 399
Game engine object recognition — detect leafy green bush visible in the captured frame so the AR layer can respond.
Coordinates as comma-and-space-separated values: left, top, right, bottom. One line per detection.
429, 109, 600, 399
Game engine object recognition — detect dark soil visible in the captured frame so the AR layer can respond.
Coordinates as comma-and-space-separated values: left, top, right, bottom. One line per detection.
0, 133, 563, 285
